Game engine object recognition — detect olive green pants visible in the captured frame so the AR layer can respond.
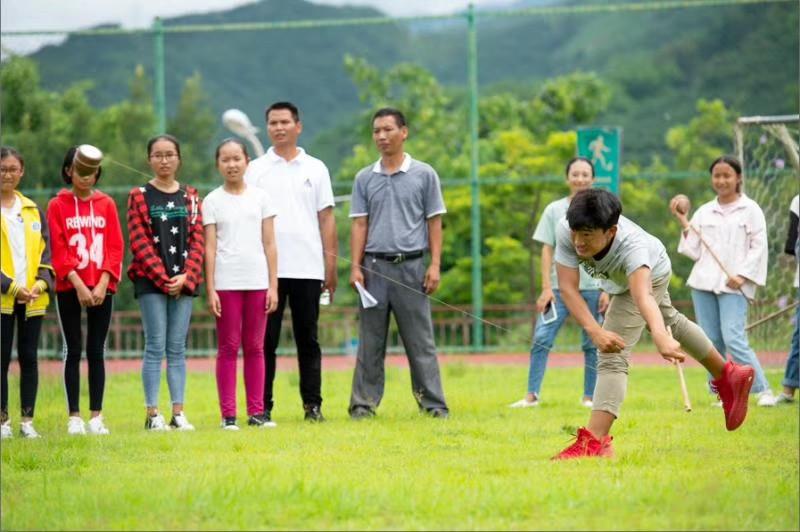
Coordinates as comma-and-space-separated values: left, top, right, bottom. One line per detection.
594, 277, 712, 417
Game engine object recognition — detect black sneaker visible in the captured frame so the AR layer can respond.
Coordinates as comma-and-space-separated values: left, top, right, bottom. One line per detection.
303, 404, 325, 423
349, 406, 376, 420
221, 417, 239, 431
428, 408, 449, 419
248, 413, 277, 428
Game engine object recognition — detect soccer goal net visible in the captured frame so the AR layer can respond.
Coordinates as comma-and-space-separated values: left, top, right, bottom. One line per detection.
734, 114, 799, 350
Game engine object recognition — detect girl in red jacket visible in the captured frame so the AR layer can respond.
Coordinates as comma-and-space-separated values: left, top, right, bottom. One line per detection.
47, 146, 123, 436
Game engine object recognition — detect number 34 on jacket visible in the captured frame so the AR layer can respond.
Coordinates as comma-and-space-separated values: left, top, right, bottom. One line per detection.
47, 189, 124, 293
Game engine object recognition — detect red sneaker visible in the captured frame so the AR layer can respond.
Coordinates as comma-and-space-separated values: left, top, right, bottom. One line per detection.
552, 427, 614, 460
711, 360, 754, 431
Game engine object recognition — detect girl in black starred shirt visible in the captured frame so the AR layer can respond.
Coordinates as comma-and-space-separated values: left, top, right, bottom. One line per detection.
127, 134, 204, 432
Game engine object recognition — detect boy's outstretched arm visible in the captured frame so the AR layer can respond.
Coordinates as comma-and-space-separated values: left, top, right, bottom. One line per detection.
556, 263, 625, 353
628, 266, 685, 362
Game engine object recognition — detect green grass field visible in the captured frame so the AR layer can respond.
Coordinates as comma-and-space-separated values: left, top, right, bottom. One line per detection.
1, 362, 798, 530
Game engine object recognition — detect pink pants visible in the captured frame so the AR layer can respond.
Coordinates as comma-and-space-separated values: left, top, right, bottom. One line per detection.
215, 290, 268, 418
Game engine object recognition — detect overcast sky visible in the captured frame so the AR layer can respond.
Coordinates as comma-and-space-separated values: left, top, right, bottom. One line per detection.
1, 0, 514, 56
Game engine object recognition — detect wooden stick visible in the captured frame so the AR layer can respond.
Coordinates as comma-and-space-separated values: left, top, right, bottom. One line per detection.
745, 301, 800, 331
674, 358, 692, 412
667, 326, 692, 412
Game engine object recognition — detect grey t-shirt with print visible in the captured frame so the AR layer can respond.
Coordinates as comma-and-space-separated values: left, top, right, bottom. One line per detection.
554, 215, 672, 295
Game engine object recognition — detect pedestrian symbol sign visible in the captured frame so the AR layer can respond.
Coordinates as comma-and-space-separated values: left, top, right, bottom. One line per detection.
577, 127, 621, 195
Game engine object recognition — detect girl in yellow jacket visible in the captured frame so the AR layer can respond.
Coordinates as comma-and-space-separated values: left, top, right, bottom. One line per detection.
1, 147, 54, 439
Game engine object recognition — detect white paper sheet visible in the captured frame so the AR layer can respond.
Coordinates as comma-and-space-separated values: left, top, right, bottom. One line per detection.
354, 281, 378, 309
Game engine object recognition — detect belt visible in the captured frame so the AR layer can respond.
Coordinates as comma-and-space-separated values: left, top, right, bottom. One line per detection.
366, 251, 424, 264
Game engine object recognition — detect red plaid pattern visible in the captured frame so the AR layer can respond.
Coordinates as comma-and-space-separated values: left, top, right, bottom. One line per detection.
126, 185, 204, 295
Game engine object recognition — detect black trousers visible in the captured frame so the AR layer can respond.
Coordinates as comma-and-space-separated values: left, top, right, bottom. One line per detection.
264, 278, 323, 410
56, 291, 113, 413
1, 304, 42, 418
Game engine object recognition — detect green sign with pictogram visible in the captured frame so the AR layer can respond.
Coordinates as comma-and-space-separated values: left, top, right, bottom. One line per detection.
577, 127, 622, 195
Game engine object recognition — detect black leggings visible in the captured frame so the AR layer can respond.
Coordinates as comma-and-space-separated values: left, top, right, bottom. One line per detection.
57, 291, 113, 413
1, 304, 42, 418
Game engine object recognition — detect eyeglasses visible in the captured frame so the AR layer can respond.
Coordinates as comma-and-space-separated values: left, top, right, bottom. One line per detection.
149, 152, 178, 161
0, 166, 22, 175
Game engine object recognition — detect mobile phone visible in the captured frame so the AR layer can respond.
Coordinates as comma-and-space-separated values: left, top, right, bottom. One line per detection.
541, 301, 558, 324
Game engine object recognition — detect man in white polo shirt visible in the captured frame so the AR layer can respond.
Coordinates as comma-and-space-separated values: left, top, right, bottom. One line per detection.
244, 101, 337, 423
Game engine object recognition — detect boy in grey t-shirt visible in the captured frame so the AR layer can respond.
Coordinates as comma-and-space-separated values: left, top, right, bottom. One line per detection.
551, 189, 755, 460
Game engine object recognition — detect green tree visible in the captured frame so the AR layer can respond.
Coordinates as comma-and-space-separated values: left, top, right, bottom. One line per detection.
665, 98, 734, 171
1, 57, 94, 188
167, 72, 216, 183
91, 66, 157, 188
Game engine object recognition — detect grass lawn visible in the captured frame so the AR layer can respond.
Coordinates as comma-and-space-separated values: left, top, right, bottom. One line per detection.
1, 362, 798, 530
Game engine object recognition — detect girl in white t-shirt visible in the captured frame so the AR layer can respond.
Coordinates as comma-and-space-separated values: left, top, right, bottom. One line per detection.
204, 139, 278, 430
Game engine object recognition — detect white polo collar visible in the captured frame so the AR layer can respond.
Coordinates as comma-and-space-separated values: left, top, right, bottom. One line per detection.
372, 153, 411, 175
711, 194, 749, 214
267, 146, 307, 164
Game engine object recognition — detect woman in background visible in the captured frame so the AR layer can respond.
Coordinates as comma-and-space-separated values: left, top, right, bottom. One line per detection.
510, 157, 607, 409
671, 155, 776, 407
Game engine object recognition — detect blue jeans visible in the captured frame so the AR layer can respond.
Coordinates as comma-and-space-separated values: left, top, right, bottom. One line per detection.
782, 291, 799, 390
138, 293, 194, 407
527, 289, 599, 398
691, 289, 770, 394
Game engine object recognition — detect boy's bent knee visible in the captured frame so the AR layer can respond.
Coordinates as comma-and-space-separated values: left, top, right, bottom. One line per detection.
597, 353, 629, 374
671, 315, 713, 360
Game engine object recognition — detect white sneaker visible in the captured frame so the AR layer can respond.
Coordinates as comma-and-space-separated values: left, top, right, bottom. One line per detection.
581, 399, 594, 408
67, 416, 87, 435
87, 415, 110, 435
711, 399, 723, 408
757, 390, 778, 407
169, 412, 195, 431
1, 420, 12, 439
19, 420, 41, 439
776, 392, 796, 404
509, 397, 539, 408
145, 413, 171, 431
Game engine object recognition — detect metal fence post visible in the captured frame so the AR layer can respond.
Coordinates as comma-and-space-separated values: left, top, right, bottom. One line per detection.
153, 17, 166, 133
467, 4, 484, 350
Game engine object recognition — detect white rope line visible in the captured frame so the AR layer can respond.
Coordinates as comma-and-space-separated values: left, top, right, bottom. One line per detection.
325, 249, 514, 335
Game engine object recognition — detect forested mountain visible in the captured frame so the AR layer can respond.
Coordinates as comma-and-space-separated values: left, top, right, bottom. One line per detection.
414, 0, 798, 159
21, 0, 800, 167
27, 1, 408, 144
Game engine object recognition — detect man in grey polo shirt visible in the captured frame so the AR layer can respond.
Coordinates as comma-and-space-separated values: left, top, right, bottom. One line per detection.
348, 107, 449, 419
